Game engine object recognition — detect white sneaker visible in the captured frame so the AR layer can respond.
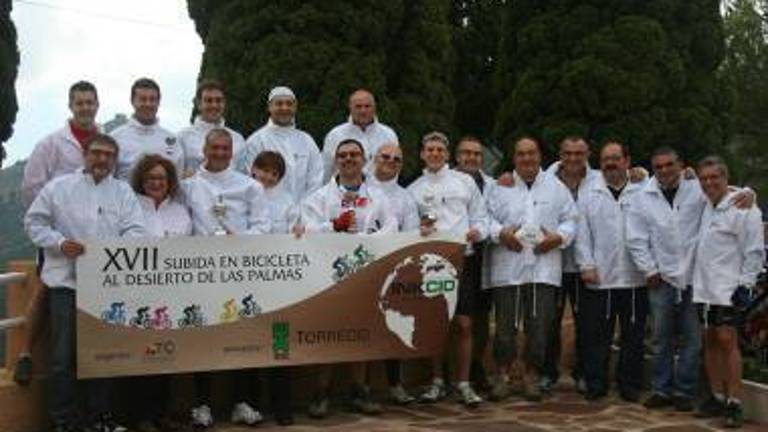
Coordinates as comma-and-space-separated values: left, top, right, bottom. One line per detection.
231, 401, 263, 426
419, 380, 446, 403
191, 404, 214, 429
458, 383, 483, 407
390, 384, 416, 405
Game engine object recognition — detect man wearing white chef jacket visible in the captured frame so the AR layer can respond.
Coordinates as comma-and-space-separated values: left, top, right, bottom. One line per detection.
181, 128, 270, 429
25, 133, 145, 432
177, 80, 246, 177
241, 86, 324, 201
301, 138, 397, 419
407, 131, 489, 407
691, 156, 764, 428
485, 136, 578, 403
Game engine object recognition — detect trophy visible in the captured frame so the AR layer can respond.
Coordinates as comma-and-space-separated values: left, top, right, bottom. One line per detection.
515, 223, 544, 247
211, 195, 229, 236
419, 193, 438, 227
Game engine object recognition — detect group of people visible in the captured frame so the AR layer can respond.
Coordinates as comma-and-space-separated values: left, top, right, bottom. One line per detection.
15, 77, 765, 432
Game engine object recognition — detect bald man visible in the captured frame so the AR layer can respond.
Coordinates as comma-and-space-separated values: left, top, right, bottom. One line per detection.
322, 89, 398, 183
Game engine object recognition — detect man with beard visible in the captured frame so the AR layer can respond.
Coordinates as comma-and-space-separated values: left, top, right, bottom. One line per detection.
575, 141, 649, 402
25, 134, 145, 432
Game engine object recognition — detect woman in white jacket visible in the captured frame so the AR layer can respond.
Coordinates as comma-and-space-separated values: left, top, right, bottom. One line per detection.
301, 138, 396, 419
692, 156, 764, 428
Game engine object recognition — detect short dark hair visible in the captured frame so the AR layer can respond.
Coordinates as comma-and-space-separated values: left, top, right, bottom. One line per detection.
421, 131, 450, 151
697, 155, 729, 179
336, 138, 366, 159
559, 135, 588, 150
600, 139, 630, 158
651, 146, 680, 162
513, 135, 541, 153
131, 154, 180, 199
131, 77, 161, 100
195, 79, 225, 101
85, 133, 118, 154
252, 151, 287, 181
69, 80, 98, 103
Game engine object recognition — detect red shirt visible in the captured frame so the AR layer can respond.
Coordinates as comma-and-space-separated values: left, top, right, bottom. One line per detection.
69, 120, 97, 151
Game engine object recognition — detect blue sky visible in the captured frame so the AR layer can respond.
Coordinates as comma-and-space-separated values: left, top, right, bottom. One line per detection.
4, 0, 202, 165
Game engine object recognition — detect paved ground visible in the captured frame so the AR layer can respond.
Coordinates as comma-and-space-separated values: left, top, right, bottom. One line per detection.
213, 383, 765, 432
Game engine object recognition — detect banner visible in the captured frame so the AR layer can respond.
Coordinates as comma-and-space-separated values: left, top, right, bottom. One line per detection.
76, 233, 465, 378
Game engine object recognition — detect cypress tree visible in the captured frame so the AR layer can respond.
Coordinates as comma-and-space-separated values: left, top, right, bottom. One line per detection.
0, 0, 19, 167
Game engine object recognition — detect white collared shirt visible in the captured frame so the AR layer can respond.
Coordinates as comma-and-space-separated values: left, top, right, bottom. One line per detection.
137, 195, 193, 238
111, 117, 183, 180
263, 184, 300, 234
24, 170, 146, 289
241, 118, 323, 202
368, 176, 420, 232
693, 192, 764, 306
181, 165, 270, 236
177, 116, 245, 177
322, 117, 398, 183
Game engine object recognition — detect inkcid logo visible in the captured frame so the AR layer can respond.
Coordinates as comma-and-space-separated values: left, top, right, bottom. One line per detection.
272, 321, 290, 360
331, 244, 375, 281
143, 340, 176, 361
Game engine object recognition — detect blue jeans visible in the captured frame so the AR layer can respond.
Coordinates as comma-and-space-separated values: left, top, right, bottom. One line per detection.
647, 282, 701, 399
49, 288, 112, 425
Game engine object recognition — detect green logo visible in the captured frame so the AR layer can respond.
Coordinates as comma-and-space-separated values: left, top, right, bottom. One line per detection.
425, 279, 457, 294
272, 321, 290, 359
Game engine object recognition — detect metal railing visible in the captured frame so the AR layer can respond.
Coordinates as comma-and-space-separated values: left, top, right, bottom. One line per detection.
0, 271, 27, 332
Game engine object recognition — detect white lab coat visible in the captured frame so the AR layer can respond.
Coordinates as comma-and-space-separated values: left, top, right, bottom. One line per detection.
263, 184, 300, 234
241, 119, 323, 201
111, 117, 183, 180
302, 177, 398, 235
181, 166, 270, 236
322, 117, 398, 183
406, 165, 489, 241
21, 123, 94, 206
177, 116, 245, 177
24, 170, 146, 289
368, 176, 420, 232
626, 176, 707, 290
137, 195, 193, 238
575, 176, 646, 289
545, 161, 601, 273
485, 169, 578, 287
693, 191, 765, 306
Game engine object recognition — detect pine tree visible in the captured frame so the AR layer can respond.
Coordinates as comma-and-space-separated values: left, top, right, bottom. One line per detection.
0, 0, 19, 167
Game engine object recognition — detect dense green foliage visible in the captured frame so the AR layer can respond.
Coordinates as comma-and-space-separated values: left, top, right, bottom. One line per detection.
0, 0, 19, 166
188, 1, 740, 173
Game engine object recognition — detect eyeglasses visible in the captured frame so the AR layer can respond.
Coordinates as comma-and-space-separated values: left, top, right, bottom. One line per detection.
379, 153, 402, 163
336, 151, 363, 160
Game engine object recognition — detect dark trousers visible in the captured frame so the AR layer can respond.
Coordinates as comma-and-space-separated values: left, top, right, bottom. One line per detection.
125, 375, 170, 422
49, 288, 113, 425
543, 272, 584, 383
580, 286, 649, 394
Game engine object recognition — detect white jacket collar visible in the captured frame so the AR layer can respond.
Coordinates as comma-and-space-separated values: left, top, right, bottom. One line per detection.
197, 164, 234, 182
128, 116, 159, 134
266, 118, 296, 130
193, 116, 226, 130
370, 175, 399, 190
512, 168, 544, 187
423, 164, 451, 179
347, 116, 379, 132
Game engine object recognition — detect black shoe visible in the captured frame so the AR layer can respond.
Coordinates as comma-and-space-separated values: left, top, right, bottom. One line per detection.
51, 423, 77, 432
672, 395, 694, 412
276, 415, 294, 426
585, 389, 607, 402
723, 401, 744, 428
695, 396, 726, 418
86, 413, 127, 432
643, 393, 673, 409
619, 388, 641, 403
13, 355, 33, 386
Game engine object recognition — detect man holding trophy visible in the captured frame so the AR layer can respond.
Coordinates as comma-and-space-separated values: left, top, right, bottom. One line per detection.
407, 131, 489, 407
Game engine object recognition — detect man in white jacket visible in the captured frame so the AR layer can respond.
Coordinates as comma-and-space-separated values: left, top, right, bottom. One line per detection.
111, 78, 183, 180
575, 141, 649, 403
691, 156, 764, 428
369, 142, 419, 405
485, 136, 578, 402
182, 128, 270, 428
407, 131, 488, 407
25, 134, 145, 432
241, 86, 323, 202
626, 147, 754, 411
301, 139, 396, 419
322, 89, 398, 183
177, 80, 245, 177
